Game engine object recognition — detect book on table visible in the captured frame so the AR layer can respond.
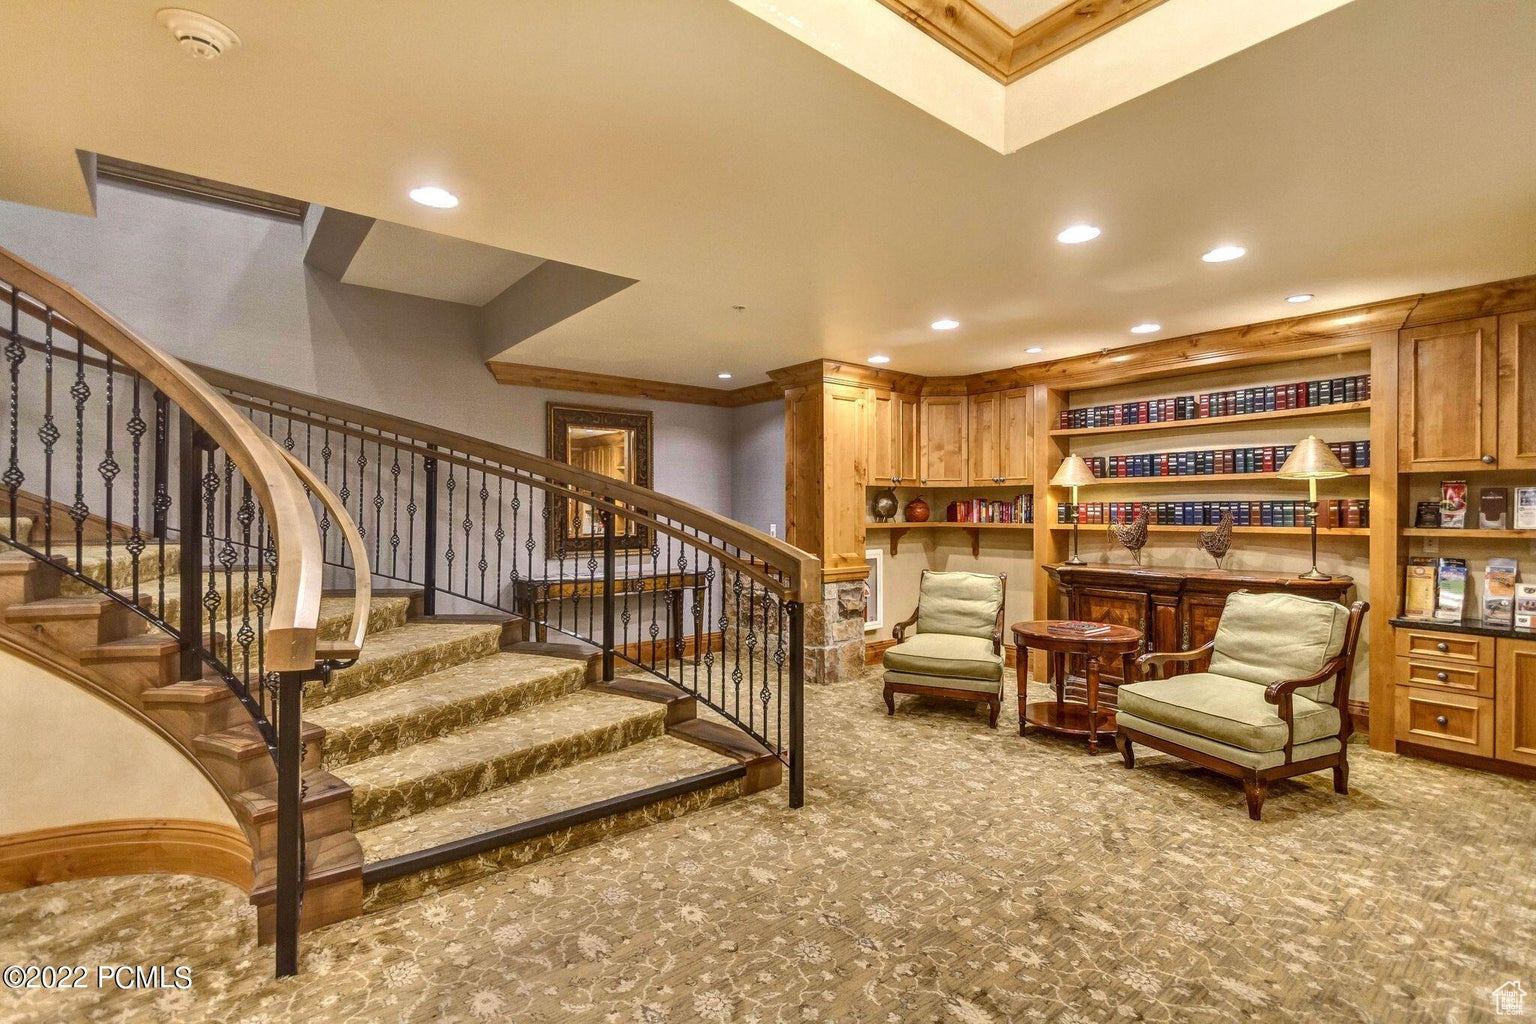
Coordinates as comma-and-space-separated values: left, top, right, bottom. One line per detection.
1048, 620, 1113, 637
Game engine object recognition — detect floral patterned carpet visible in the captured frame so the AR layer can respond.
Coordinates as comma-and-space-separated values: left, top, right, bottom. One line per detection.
2, 674, 1533, 1024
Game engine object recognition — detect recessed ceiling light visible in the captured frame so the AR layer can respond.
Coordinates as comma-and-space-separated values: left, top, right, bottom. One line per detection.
1057, 225, 1101, 244
867, 355, 891, 365
409, 186, 459, 209
1202, 245, 1246, 263
930, 319, 960, 331
717, 372, 733, 380
1286, 293, 1314, 303
1025, 347, 1043, 354
1130, 322, 1161, 334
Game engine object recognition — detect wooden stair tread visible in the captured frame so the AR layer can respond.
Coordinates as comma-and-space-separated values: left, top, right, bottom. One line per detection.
251, 831, 363, 900
77, 632, 180, 661
335, 690, 667, 810
356, 733, 736, 865
139, 679, 235, 706
308, 652, 587, 766
237, 769, 353, 824
195, 719, 325, 761
670, 717, 778, 764
4, 593, 149, 619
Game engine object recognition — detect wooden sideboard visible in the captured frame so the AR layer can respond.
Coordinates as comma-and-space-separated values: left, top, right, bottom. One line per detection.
1044, 564, 1356, 684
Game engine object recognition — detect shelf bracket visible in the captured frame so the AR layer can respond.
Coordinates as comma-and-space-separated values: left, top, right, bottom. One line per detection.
889, 528, 909, 556
963, 526, 980, 558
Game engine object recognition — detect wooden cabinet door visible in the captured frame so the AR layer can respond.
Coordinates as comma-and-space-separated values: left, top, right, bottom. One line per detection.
868, 389, 894, 485
968, 393, 1000, 485
1181, 594, 1227, 673
895, 394, 920, 484
919, 395, 968, 487
823, 383, 868, 574
998, 387, 1033, 485
1496, 638, 1536, 767
1398, 317, 1499, 470
1074, 586, 1149, 686
1498, 311, 1536, 470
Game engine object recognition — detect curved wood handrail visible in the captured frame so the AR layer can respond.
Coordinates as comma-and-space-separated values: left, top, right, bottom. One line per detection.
198, 366, 822, 603
0, 246, 324, 669
272, 442, 371, 659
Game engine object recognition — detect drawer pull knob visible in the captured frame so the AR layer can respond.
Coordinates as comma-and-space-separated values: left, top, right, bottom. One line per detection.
1482, 454, 1495, 465
1436, 642, 1449, 653
1436, 671, 1449, 682
1435, 715, 1449, 727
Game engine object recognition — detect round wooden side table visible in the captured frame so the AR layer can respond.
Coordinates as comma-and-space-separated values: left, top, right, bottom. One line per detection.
1011, 621, 1144, 754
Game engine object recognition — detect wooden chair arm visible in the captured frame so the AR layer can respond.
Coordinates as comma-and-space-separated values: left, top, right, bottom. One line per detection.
1262, 657, 1346, 710
1135, 642, 1213, 679
891, 607, 919, 643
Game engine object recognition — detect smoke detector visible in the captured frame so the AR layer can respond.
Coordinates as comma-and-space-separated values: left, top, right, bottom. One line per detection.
156, 9, 240, 60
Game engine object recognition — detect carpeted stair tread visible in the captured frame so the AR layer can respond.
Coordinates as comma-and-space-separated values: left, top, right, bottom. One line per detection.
28, 543, 180, 593
356, 733, 736, 863
307, 621, 505, 708
309, 651, 587, 767
338, 690, 668, 827
0, 517, 34, 541
316, 594, 412, 642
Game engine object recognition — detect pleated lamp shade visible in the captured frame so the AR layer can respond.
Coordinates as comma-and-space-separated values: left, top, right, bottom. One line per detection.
1277, 435, 1348, 480
1050, 454, 1098, 488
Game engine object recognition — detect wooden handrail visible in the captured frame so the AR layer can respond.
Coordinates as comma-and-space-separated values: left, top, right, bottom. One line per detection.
0, 247, 324, 669
273, 442, 371, 659
197, 365, 821, 603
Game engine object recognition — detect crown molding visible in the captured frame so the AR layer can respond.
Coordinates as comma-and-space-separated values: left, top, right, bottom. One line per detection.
874, 0, 1172, 84
487, 361, 780, 407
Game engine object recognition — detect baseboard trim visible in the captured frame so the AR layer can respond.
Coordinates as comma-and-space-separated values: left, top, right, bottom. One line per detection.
0, 818, 252, 894
1348, 699, 1369, 734
616, 630, 724, 663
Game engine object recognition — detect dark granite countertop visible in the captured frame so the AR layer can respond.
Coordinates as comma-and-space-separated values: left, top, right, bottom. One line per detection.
1390, 617, 1536, 640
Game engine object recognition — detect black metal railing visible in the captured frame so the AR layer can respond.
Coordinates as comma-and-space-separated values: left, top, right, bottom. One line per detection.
0, 249, 342, 979
213, 377, 815, 807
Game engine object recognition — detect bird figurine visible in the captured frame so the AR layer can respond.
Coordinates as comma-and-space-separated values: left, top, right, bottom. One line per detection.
1109, 508, 1149, 565
1198, 510, 1235, 569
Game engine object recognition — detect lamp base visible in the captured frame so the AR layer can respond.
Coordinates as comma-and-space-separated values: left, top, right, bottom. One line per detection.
1063, 555, 1087, 566
1297, 568, 1333, 581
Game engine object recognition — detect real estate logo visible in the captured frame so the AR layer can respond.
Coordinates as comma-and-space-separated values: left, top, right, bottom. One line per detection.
1494, 981, 1526, 1016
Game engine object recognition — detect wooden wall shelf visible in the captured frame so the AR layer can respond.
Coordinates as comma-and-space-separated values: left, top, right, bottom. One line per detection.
1046, 524, 1370, 537
1048, 401, 1371, 439
865, 521, 1033, 556
1081, 468, 1369, 487
1402, 528, 1536, 539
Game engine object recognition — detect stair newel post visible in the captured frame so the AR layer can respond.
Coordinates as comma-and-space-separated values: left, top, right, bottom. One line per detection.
421, 445, 438, 615
601, 508, 615, 682
176, 412, 207, 682
787, 599, 804, 809
273, 668, 306, 978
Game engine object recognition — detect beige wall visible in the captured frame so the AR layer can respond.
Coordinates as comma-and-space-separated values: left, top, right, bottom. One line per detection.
870, 521, 1034, 652
0, 649, 236, 837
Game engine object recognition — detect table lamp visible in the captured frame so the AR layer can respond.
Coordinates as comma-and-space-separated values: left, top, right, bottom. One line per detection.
1050, 453, 1097, 566
1277, 435, 1348, 581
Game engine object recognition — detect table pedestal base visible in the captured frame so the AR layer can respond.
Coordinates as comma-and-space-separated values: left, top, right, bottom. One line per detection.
1022, 702, 1119, 752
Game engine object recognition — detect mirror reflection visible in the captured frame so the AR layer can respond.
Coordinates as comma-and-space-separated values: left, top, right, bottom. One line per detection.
546, 404, 653, 551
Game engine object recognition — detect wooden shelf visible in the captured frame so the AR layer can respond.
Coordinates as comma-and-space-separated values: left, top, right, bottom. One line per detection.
865, 521, 1034, 557
1402, 528, 1536, 539
1074, 468, 1370, 487
1047, 524, 1370, 537
1048, 401, 1371, 438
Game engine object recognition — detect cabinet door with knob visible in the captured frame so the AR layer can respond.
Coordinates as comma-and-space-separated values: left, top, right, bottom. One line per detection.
1398, 317, 1499, 471
1498, 311, 1536, 470
967, 387, 1033, 486
895, 393, 920, 483
1496, 638, 1536, 767
919, 395, 968, 487
968, 393, 1000, 486
868, 390, 922, 485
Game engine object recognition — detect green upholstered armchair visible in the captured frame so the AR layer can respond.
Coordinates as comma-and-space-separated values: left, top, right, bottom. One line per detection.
1115, 590, 1368, 820
883, 570, 1007, 728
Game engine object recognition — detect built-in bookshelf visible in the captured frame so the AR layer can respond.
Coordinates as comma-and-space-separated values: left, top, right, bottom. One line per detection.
866, 521, 1032, 557
1048, 400, 1372, 439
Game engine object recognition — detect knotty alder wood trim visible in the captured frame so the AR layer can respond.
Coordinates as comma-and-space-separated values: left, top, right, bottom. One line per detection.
873, 0, 1171, 84
0, 818, 254, 894
487, 361, 780, 407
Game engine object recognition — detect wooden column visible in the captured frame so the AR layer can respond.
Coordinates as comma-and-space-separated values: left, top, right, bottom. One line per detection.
1368, 330, 1403, 751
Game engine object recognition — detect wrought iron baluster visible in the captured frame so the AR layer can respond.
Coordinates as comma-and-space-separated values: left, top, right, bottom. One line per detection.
338, 432, 350, 566
371, 438, 383, 569
477, 470, 489, 603
126, 374, 146, 602
4, 288, 25, 537
237, 481, 257, 685
98, 353, 119, 592
153, 391, 170, 617
220, 453, 237, 676
731, 567, 744, 723
39, 309, 57, 556
646, 536, 660, 672
68, 328, 90, 571
444, 460, 457, 599
390, 442, 402, 578
461, 463, 473, 596
494, 477, 505, 608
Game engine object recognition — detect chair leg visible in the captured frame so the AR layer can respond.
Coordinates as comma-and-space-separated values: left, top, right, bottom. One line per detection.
987, 697, 1000, 729
1115, 731, 1134, 769
1333, 759, 1349, 795
883, 684, 896, 716
1242, 774, 1268, 821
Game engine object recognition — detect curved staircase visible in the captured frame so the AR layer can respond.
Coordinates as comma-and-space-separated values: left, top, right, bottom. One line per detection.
0, 245, 814, 976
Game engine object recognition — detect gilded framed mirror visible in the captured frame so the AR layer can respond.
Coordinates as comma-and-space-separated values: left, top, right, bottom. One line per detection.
545, 403, 654, 553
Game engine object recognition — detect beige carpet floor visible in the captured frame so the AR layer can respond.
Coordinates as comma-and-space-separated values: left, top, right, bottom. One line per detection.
2, 674, 1533, 1024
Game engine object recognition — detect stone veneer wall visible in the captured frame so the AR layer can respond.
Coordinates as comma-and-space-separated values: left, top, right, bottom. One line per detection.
718, 579, 865, 686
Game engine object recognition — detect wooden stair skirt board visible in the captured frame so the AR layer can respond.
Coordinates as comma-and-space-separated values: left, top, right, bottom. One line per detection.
0, 818, 253, 893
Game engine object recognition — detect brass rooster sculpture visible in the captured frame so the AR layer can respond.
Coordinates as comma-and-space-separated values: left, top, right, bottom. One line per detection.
1198, 510, 1235, 569
1110, 508, 1149, 565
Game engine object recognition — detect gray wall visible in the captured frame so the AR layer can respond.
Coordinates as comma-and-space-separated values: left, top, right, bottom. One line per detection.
0, 182, 740, 518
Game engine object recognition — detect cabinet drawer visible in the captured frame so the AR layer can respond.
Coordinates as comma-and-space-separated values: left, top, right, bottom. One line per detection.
1394, 686, 1494, 757
1395, 656, 1495, 697
1394, 629, 1494, 666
